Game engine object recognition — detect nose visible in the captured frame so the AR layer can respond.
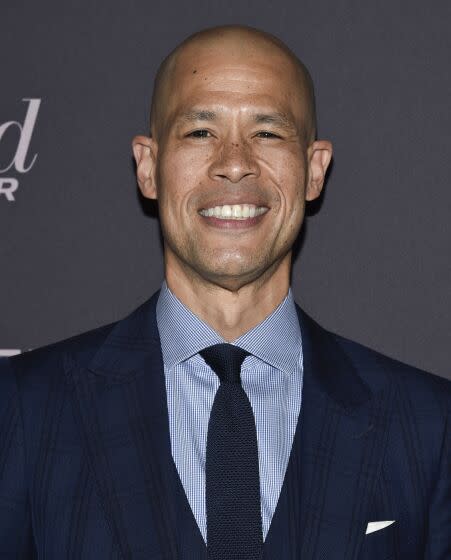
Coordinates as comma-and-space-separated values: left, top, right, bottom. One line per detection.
208, 140, 260, 183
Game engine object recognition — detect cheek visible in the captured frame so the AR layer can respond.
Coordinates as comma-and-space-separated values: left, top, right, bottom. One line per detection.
157, 153, 213, 244
261, 142, 306, 183
268, 152, 307, 233
157, 152, 200, 212
159, 145, 210, 193
270, 155, 307, 206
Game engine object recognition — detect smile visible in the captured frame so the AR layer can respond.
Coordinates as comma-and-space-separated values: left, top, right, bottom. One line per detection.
198, 204, 269, 220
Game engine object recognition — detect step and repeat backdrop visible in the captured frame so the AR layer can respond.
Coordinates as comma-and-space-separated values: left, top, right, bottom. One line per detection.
1, 1, 450, 379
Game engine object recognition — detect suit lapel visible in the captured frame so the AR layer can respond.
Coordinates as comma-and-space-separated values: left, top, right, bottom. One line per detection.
64, 290, 396, 559
64, 290, 205, 559
265, 306, 397, 559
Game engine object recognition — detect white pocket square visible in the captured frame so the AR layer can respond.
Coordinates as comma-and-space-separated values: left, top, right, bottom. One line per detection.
365, 520, 396, 534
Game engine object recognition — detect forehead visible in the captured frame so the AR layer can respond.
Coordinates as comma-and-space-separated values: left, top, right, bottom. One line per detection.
164, 42, 306, 124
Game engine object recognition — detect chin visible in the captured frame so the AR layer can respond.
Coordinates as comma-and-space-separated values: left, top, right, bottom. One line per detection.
197, 263, 266, 291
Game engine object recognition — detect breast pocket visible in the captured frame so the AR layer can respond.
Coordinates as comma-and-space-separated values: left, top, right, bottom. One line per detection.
360, 521, 397, 559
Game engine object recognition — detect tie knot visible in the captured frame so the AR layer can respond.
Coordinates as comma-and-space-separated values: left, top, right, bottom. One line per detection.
199, 343, 250, 384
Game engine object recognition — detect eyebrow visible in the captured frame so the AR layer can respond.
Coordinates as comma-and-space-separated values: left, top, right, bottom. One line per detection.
177, 109, 296, 131
179, 110, 217, 122
253, 112, 294, 130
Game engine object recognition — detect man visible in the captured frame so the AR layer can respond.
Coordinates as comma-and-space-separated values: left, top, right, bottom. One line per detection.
0, 25, 449, 560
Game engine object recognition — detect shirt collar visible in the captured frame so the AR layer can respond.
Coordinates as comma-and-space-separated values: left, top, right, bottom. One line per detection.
156, 280, 302, 375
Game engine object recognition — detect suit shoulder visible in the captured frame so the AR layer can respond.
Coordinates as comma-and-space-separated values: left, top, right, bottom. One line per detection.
7, 320, 118, 382
329, 329, 451, 408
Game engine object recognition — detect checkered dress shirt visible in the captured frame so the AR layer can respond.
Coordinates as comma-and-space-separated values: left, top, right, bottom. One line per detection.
156, 281, 304, 542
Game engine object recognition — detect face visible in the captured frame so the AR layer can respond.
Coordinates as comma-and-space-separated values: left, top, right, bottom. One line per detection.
134, 39, 332, 292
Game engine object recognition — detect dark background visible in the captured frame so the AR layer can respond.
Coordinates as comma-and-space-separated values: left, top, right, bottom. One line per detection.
1, 1, 450, 379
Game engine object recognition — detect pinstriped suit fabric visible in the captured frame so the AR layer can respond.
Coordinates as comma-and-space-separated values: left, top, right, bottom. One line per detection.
0, 289, 449, 559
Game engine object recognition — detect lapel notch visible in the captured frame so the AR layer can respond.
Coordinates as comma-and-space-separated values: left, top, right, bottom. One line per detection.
265, 306, 396, 559
64, 290, 182, 559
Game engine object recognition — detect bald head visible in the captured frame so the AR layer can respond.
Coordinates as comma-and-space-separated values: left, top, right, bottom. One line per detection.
149, 25, 317, 143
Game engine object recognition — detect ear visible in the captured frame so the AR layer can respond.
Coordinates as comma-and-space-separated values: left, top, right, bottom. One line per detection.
305, 140, 333, 201
132, 135, 158, 199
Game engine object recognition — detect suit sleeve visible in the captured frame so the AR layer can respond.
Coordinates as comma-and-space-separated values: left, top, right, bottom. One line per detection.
424, 400, 451, 560
0, 357, 37, 558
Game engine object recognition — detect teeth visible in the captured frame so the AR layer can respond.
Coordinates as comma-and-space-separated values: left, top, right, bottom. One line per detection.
199, 204, 268, 220
221, 205, 232, 218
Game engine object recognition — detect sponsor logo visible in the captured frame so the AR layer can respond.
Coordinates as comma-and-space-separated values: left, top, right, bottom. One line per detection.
0, 98, 41, 202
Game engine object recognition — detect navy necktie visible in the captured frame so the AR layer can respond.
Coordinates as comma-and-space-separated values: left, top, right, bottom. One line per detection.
200, 343, 263, 559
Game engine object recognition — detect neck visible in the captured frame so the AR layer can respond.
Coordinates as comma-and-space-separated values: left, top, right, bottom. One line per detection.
164, 257, 291, 342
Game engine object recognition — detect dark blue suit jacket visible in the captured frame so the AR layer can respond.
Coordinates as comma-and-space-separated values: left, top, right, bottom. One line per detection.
1, 290, 450, 559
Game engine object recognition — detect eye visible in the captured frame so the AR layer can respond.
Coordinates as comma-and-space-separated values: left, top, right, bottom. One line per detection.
255, 131, 281, 139
186, 129, 211, 138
